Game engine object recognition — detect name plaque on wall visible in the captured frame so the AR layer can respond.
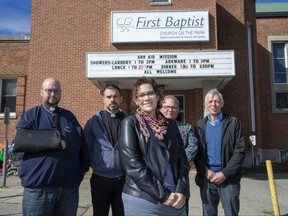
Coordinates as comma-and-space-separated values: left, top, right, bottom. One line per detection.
86, 51, 235, 78
111, 10, 210, 43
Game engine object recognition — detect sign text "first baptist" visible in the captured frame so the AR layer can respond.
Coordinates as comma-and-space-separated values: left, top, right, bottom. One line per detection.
136, 16, 205, 30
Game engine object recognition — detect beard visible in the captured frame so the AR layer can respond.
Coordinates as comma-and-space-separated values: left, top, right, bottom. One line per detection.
44, 97, 60, 107
107, 102, 119, 113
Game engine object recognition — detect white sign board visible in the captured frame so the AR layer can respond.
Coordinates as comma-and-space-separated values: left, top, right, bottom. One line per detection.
111, 10, 209, 43
86, 51, 235, 78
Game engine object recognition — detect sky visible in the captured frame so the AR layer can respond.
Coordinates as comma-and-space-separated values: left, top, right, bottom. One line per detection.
0, 0, 287, 36
0, 0, 31, 36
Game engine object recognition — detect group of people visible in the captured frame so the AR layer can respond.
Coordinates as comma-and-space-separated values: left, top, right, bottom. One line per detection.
15, 77, 245, 216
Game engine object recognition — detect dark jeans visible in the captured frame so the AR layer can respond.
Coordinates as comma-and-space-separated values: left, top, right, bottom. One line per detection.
90, 174, 125, 216
200, 179, 240, 216
22, 187, 79, 216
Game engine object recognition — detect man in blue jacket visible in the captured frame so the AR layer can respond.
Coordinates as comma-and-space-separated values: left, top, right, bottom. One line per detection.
16, 77, 89, 216
84, 84, 126, 216
194, 88, 246, 216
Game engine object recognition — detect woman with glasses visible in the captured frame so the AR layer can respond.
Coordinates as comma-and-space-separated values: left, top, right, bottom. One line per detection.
118, 77, 189, 216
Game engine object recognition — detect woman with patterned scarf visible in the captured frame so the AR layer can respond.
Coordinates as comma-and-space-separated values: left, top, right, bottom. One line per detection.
118, 77, 189, 216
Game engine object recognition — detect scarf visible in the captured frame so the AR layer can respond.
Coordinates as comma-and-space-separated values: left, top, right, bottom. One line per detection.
135, 108, 168, 142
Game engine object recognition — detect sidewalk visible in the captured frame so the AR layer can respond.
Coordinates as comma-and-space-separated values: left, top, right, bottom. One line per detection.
1, 169, 288, 216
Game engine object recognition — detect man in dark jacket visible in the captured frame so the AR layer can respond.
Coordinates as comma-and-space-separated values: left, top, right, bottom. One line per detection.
194, 88, 245, 216
16, 77, 89, 216
84, 84, 126, 216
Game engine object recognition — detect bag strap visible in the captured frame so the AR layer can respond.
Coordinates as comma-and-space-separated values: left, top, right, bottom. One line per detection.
52, 109, 60, 129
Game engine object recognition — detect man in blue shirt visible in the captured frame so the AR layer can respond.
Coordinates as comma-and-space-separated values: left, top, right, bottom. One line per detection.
194, 89, 245, 216
16, 77, 89, 216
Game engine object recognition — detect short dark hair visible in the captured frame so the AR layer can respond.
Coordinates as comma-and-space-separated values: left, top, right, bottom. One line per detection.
131, 77, 162, 112
101, 83, 121, 95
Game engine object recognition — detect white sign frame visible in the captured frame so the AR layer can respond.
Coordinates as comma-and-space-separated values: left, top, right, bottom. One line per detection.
86, 51, 235, 78
111, 10, 210, 43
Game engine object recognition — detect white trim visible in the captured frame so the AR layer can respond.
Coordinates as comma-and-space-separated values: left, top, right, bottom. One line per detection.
268, 36, 288, 113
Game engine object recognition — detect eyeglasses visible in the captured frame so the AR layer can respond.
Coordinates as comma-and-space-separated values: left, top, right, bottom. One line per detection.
137, 91, 156, 100
44, 89, 61, 95
162, 105, 178, 110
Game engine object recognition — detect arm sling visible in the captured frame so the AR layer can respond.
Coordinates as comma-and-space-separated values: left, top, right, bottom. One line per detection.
13, 113, 62, 153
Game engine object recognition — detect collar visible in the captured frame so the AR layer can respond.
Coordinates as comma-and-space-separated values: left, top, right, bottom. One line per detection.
42, 103, 59, 114
208, 112, 223, 125
104, 109, 120, 118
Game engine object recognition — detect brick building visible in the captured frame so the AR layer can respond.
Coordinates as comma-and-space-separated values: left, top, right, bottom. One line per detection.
1, 0, 287, 167
254, 0, 288, 164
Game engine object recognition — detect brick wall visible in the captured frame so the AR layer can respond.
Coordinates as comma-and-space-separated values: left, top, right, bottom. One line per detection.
26, 0, 217, 127
216, 0, 256, 148
1, 0, 262, 150
0, 39, 29, 142
256, 17, 288, 149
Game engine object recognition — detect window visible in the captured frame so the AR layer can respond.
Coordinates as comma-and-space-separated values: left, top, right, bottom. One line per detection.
276, 92, 288, 109
150, 0, 171, 5
0, 78, 17, 113
270, 38, 288, 112
273, 43, 287, 83
280, 150, 288, 163
175, 95, 185, 122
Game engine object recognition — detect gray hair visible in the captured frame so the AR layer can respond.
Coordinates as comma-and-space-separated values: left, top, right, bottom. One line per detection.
162, 95, 179, 107
205, 88, 224, 103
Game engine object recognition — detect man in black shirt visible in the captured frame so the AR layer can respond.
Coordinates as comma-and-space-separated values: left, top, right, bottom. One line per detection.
84, 84, 126, 216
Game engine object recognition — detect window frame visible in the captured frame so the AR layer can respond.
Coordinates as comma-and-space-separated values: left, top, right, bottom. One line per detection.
269, 36, 288, 113
174, 95, 185, 122
0, 77, 17, 119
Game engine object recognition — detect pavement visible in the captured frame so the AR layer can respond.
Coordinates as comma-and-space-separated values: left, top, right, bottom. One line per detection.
0, 168, 288, 216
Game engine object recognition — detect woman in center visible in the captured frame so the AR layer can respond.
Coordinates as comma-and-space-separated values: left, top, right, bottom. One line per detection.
118, 77, 189, 216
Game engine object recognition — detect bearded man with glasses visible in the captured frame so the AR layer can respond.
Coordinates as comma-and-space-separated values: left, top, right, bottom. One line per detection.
15, 77, 89, 216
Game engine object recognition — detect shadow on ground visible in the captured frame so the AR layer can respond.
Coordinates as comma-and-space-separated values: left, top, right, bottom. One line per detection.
243, 163, 288, 180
